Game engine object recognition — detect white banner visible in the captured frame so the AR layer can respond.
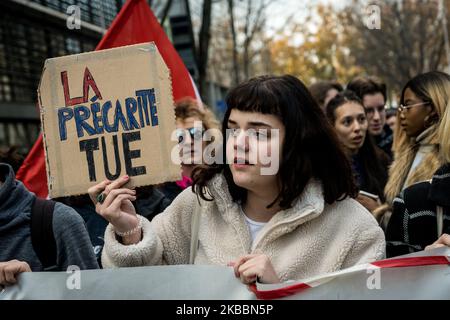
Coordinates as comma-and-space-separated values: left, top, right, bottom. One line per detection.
0, 265, 253, 300
1, 248, 449, 300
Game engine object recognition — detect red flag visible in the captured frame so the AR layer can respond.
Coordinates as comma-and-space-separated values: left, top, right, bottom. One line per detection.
95, 0, 197, 101
16, 135, 47, 198
16, 0, 199, 198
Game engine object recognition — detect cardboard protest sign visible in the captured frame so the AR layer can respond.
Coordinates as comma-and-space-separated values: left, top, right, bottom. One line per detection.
38, 42, 180, 197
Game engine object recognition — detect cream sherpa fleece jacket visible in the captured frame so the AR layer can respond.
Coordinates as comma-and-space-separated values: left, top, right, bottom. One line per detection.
102, 174, 385, 281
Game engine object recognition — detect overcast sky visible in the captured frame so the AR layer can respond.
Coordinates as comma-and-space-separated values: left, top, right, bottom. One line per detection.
265, 0, 349, 36
187, 0, 354, 44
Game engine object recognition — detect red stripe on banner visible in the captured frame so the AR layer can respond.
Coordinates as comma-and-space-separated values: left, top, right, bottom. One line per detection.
250, 256, 449, 300
249, 282, 312, 300
372, 256, 450, 268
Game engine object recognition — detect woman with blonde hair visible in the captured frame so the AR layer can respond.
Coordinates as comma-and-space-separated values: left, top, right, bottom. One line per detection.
159, 98, 221, 201
174, 98, 221, 178
384, 71, 450, 205
385, 100, 450, 257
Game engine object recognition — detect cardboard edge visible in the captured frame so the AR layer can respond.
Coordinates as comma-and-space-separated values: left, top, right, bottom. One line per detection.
41, 42, 181, 197
37, 60, 54, 198
153, 44, 181, 183
45, 42, 157, 64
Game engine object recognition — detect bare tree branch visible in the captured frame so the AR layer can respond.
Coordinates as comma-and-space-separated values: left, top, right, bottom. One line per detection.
160, 0, 173, 26
197, 0, 213, 97
227, 0, 240, 85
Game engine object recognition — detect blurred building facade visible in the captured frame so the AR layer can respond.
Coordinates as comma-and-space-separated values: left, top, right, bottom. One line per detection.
0, 0, 199, 157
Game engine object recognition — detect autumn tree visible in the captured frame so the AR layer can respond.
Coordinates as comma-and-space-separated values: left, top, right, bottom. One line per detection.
341, 0, 450, 96
270, 4, 363, 87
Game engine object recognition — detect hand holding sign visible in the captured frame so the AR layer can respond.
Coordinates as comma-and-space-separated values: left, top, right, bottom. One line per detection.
39, 43, 180, 198
88, 176, 141, 245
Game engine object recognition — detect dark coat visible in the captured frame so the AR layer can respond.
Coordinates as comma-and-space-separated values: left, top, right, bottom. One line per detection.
0, 163, 98, 271
386, 163, 450, 257
374, 124, 393, 159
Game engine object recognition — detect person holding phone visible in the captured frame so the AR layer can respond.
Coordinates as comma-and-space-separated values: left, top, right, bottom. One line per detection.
326, 90, 390, 215
346, 76, 393, 159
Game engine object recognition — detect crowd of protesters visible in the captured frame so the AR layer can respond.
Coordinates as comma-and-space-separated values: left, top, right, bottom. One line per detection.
1, 71, 450, 289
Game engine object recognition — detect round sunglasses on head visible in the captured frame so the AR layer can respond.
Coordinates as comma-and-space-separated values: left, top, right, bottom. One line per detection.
176, 127, 204, 143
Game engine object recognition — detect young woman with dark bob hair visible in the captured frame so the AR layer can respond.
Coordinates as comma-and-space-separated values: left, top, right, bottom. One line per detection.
88, 75, 385, 284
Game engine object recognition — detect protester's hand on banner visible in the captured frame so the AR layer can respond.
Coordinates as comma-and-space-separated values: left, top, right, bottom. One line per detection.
425, 234, 450, 251
88, 175, 141, 244
0, 260, 31, 287
230, 254, 280, 285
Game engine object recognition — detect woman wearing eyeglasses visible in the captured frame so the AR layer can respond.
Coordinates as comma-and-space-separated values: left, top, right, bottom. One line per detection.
88, 75, 384, 284
385, 102, 450, 257
384, 71, 450, 207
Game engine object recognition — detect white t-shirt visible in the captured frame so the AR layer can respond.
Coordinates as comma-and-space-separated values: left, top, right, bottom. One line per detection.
241, 207, 267, 243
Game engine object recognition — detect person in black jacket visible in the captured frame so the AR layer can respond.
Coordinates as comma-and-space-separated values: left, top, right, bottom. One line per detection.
386, 103, 450, 257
